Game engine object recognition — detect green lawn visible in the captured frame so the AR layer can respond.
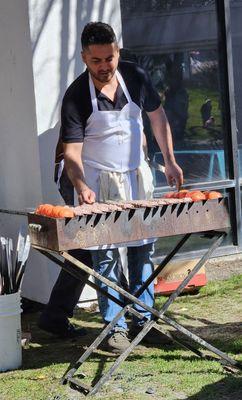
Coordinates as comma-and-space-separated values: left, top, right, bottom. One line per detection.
187, 87, 221, 128
0, 275, 241, 400
185, 86, 222, 143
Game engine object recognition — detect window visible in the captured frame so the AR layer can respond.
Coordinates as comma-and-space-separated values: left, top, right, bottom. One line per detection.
121, 0, 228, 187
120, 0, 240, 255
230, 0, 242, 180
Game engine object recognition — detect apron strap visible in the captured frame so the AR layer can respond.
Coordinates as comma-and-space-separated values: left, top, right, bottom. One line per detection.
89, 74, 98, 111
116, 70, 132, 103
88, 70, 132, 110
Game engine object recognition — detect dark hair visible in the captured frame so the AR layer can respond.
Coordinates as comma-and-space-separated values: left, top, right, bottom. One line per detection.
81, 22, 117, 49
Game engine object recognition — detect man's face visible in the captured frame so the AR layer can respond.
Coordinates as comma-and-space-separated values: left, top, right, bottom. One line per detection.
82, 43, 119, 83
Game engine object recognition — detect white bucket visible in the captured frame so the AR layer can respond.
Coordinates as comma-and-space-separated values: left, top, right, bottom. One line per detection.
0, 292, 22, 372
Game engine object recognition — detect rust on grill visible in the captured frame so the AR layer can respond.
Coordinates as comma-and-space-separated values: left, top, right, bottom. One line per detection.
28, 198, 230, 251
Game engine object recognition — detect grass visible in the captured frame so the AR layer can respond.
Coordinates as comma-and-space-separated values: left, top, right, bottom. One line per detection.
186, 86, 221, 130
0, 275, 241, 400
182, 86, 222, 144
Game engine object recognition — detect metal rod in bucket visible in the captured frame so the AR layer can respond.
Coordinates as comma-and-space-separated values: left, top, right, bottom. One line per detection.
0, 229, 30, 295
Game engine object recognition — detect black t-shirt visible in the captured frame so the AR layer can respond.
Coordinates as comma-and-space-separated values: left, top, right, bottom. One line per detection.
61, 60, 161, 144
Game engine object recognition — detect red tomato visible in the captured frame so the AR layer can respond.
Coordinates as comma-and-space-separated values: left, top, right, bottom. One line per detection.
177, 190, 189, 199
163, 192, 176, 199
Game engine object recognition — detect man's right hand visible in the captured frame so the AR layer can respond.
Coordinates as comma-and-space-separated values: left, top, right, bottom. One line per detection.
63, 142, 96, 205
77, 186, 96, 204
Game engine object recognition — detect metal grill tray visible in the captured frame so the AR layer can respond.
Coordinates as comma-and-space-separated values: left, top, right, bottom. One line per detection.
28, 198, 230, 251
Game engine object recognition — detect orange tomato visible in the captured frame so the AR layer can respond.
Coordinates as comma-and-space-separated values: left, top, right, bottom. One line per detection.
189, 191, 206, 202
177, 190, 189, 199
205, 191, 223, 200
35, 204, 47, 214
35, 204, 52, 215
35, 205, 42, 214
35, 204, 74, 218
185, 190, 202, 197
51, 206, 65, 218
57, 208, 74, 218
42, 205, 55, 217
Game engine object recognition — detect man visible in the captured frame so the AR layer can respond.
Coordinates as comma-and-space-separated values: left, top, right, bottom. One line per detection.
60, 22, 183, 353
200, 99, 212, 128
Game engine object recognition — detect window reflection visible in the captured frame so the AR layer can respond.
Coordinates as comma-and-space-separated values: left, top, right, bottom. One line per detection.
230, 0, 242, 177
120, 0, 227, 186
137, 50, 224, 185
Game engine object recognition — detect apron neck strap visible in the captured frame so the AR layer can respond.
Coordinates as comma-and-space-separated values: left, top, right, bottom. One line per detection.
115, 70, 132, 102
88, 69, 132, 111
89, 73, 98, 111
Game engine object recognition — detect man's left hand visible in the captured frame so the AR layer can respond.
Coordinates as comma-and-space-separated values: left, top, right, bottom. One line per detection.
165, 161, 183, 190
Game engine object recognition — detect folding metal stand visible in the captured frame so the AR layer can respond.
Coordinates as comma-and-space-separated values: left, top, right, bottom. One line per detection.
34, 230, 242, 396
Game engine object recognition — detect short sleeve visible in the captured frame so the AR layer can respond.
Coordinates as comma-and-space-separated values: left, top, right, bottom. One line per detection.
61, 93, 84, 143
138, 67, 161, 112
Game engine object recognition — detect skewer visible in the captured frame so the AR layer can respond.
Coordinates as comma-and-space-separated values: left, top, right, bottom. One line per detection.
15, 236, 31, 291
0, 237, 10, 294
6, 238, 14, 293
0, 232, 30, 295
14, 228, 26, 286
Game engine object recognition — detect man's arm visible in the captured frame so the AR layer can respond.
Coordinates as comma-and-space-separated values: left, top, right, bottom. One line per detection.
147, 105, 183, 189
63, 142, 95, 204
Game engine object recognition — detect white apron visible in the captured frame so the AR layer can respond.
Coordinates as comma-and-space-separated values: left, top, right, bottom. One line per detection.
82, 70, 154, 248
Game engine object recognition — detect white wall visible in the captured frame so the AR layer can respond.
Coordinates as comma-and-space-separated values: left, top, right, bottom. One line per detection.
29, 0, 123, 136
28, 0, 123, 206
0, 0, 53, 304
25, 0, 123, 303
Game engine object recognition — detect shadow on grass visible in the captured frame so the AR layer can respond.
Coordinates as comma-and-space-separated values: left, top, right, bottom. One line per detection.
21, 309, 241, 371
20, 308, 242, 399
63, 351, 221, 394
21, 326, 107, 370
186, 376, 242, 400
22, 335, 195, 370
21, 325, 241, 396
64, 351, 242, 396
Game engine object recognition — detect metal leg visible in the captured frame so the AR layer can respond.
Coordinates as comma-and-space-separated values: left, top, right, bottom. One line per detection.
38, 249, 126, 308
34, 230, 241, 397
87, 317, 203, 396
88, 315, 156, 396
87, 313, 219, 396
62, 305, 131, 388
162, 314, 242, 369
133, 233, 191, 299
59, 232, 225, 324
158, 232, 225, 314
152, 323, 205, 359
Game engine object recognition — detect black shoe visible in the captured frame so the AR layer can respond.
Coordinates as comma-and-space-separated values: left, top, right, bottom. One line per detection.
129, 325, 172, 345
38, 316, 87, 339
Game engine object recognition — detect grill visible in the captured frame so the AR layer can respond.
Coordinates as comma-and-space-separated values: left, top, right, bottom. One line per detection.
27, 196, 242, 396
28, 197, 230, 251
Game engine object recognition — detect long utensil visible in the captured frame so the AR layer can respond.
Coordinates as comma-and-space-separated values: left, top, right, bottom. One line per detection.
0, 230, 30, 295
0, 237, 10, 294
15, 235, 31, 291
14, 228, 27, 286
6, 238, 14, 293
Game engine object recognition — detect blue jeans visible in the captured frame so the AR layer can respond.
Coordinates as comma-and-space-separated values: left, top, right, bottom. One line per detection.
91, 243, 154, 331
